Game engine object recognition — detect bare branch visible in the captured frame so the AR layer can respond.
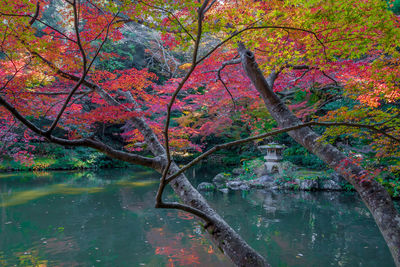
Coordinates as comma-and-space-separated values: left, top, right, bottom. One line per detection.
197, 24, 329, 65
157, 0, 210, 207
217, 71, 236, 110
165, 121, 400, 183
0, 58, 31, 91
0, 94, 162, 170
137, 0, 195, 42
209, 57, 241, 109
156, 201, 214, 223
45, 9, 119, 135
73, 0, 87, 73
29, 1, 40, 25
273, 64, 339, 89
203, 0, 218, 15
34, 18, 77, 43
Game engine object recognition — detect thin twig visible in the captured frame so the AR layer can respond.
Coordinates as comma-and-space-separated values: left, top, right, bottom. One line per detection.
215, 58, 241, 110
0, 94, 161, 169
156, 0, 210, 208
196, 24, 329, 65
45, 8, 119, 135
165, 121, 400, 183
137, 0, 195, 42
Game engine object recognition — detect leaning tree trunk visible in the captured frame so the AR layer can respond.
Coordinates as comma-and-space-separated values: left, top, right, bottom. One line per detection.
168, 162, 269, 266
238, 44, 400, 267
96, 87, 270, 266
0, 69, 270, 266
10, 30, 269, 265
134, 118, 269, 266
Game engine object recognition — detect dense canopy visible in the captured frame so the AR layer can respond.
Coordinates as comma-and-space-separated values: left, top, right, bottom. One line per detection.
1, 0, 400, 266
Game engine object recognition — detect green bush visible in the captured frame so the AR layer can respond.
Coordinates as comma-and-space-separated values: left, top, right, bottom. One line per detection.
0, 145, 131, 172
282, 145, 327, 170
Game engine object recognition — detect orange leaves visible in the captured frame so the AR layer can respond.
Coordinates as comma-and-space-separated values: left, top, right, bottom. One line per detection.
78, 105, 143, 124
166, 126, 202, 152
357, 93, 382, 108
340, 58, 400, 108
155, 246, 200, 266
92, 68, 157, 95
335, 157, 379, 185
177, 211, 194, 220
113, 69, 157, 92
1, 0, 400, 169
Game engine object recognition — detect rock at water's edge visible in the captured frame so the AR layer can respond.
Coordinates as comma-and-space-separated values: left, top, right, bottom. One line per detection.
320, 179, 342, 190
226, 180, 246, 190
213, 173, 228, 184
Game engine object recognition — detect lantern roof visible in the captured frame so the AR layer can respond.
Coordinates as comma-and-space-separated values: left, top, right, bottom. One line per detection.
258, 142, 285, 149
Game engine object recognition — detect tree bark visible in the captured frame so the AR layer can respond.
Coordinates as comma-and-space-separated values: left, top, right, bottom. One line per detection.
168, 163, 270, 266
0, 82, 270, 266
96, 86, 270, 266
1, 47, 270, 265
238, 44, 400, 267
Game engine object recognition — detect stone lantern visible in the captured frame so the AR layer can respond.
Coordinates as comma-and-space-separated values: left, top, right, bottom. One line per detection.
257, 142, 285, 174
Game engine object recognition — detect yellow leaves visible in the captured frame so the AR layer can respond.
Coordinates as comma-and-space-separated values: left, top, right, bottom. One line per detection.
179, 63, 192, 70
175, 110, 202, 127
389, 164, 400, 174
320, 105, 400, 161
26, 71, 55, 87
32, 159, 54, 171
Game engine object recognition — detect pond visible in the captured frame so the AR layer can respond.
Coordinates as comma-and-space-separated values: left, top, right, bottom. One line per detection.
0, 167, 396, 266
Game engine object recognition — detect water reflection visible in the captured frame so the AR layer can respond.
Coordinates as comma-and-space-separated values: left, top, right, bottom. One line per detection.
0, 168, 396, 266
205, 190, 394, 267
0, 168, 228, 266
0, 184, 103, 207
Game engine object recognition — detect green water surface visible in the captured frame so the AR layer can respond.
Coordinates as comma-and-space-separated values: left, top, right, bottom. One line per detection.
0, 167, 396, 266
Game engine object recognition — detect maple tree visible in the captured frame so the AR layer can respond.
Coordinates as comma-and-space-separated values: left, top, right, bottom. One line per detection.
1, 0, 400, 266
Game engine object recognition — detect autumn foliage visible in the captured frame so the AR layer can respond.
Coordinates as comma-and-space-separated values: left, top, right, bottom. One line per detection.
0, 0, 399, 171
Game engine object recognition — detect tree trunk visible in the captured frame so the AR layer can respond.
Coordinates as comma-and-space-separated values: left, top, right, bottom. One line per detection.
97, 87, 270, 266
168, 162, 270, 266
4, 35, 270, 265
134, 119, 269, 266
238, 44, 400, 267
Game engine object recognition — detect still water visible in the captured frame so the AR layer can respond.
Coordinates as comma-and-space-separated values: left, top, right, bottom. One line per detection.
0, 167, 395, 266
